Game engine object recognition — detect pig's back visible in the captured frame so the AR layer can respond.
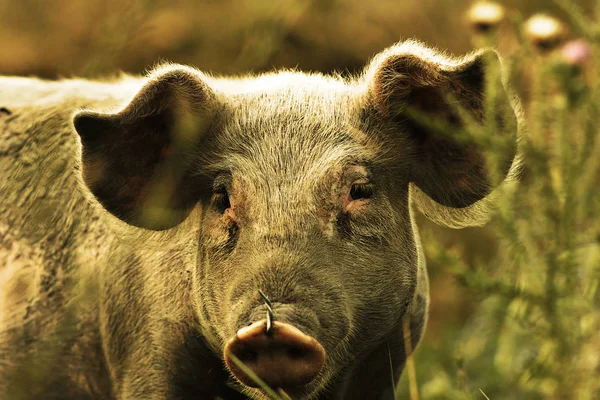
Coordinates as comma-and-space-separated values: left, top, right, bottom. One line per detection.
0, 76, 142, 244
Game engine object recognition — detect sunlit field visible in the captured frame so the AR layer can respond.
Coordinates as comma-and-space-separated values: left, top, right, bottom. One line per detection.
1, 0, 599, 399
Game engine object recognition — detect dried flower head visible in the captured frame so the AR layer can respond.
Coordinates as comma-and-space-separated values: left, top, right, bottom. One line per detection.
524, 14, 566, 51
468, 1, 506, 32
561, 39, 592, 66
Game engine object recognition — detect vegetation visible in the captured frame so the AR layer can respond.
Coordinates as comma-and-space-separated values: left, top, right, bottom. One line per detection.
404, 3, 600, 399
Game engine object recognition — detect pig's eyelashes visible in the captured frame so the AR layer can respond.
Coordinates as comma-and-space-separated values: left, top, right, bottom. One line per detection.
213, 188, 231, 214
349, 183, 374, 201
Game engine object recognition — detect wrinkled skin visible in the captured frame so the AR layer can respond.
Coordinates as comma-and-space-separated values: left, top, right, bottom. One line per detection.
0, 41, 518, 400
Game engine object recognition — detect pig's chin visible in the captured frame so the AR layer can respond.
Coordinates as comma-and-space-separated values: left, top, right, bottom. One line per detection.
239, 376, 329, 400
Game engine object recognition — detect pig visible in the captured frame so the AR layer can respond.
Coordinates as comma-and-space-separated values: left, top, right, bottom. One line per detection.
0, 40, 519, 400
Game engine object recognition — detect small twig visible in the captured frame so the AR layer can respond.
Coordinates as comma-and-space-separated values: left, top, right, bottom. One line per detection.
402, 315, 419, 400
226, 352, 283, 400
479, 388, 491, 400
387, 342, 399, 400
277, 388, 293, 400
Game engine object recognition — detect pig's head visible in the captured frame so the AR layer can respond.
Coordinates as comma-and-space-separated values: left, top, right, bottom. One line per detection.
73, 41, 517, 399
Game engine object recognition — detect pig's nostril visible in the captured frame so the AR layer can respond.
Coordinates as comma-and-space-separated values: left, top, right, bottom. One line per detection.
287, 346, 305, 359
224, 319, 326, 389
238, 348, 258, 362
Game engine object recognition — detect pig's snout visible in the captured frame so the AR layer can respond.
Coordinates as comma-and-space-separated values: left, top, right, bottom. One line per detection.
224, 319, 326, 389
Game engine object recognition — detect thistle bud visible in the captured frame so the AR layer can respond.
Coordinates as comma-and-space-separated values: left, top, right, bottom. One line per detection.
561, 39, 592, 66
468, 2, 506, 33
524, 14, 566, 52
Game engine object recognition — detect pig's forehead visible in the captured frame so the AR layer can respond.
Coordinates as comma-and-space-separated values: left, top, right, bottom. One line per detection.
208, 75, 377, 180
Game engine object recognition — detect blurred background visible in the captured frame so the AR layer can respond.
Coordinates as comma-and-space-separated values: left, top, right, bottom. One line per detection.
2, 0, 599, 399
0, 0, 592, 77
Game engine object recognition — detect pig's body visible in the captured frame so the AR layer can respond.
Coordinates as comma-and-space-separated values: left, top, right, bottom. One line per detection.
0, 41, 518, 400
0, 78, 139, 400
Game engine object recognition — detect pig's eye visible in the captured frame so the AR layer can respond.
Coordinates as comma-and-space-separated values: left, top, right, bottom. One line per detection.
214, 187, 231, 213
349, 183, 374, 200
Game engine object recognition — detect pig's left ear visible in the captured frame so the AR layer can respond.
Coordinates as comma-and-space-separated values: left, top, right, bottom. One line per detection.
73, 66, 218, 230
365, 42, 518, 227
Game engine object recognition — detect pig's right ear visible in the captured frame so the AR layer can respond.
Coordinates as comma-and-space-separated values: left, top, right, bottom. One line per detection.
73, 67, 217, 230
